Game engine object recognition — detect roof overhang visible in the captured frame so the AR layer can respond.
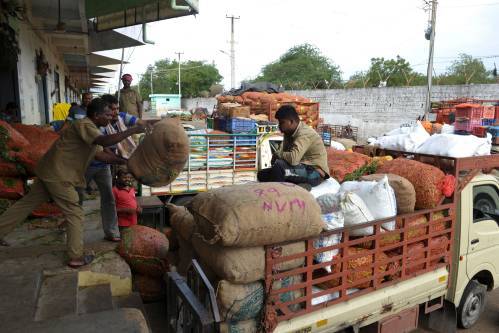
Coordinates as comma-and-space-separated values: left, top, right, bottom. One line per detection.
89, 28, 145, 52
89, 53, 129, 66
85, 0, 199, 32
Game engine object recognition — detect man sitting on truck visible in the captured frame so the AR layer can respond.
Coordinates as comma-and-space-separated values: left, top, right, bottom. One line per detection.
257, 105, 329, 189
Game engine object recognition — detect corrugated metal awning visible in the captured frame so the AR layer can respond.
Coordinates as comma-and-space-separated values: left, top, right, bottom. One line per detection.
85, 0, 198, 32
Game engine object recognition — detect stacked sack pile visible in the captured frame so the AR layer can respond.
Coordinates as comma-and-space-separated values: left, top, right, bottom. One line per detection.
369, 120, 492, 158
167, 182, 325, 332
117, 225, 170, 302
217, 92, 320, 129
0, 121, 61, 216
308, 153, 455, 297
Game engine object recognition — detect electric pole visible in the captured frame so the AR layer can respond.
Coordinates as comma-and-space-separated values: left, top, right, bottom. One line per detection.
150, 69, 153, 95
175, 51, 183, 96
226, 15, 240, 89
424, 0, 438, 119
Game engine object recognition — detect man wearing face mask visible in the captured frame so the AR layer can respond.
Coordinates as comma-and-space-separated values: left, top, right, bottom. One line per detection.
0, 98, 146, 267
257, 105, 329, 190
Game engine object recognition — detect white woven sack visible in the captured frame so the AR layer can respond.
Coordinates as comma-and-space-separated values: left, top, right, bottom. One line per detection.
340, 192, 375, 237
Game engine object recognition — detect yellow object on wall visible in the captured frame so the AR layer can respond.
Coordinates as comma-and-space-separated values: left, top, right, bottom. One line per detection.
52, 103, 71, 121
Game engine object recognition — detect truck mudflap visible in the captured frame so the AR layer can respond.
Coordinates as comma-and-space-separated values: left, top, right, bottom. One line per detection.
165, 260, 220, 333
418, 300, 457, 333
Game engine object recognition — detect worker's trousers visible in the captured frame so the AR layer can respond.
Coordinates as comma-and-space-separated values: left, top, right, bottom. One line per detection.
257, 159, 322, 187
76, 166, 120, 238
0, 179, 83, 259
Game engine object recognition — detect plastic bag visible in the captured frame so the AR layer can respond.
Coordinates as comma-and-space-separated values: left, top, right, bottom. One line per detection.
314, 212, 344, 271
340, 192, 375, 236
340, 175, 397, 230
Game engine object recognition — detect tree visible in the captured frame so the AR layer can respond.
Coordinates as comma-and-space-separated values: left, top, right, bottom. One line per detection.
138, 59, 222, 99
352, 56, 426, 88
252, 44, 342, 89
436, 54, 494, 85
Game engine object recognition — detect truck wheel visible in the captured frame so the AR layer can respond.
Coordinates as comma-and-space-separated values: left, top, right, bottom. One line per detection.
457, 280, 487, 329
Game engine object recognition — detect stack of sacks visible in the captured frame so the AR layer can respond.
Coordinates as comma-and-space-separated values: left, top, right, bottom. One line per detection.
327, 149, 373, 182
0, 121, 62, 217
217, 92, 320, 128
117, 225, 170, 302
377, 158, 455, 209
371, 121, 491, 157
168, 183, 325, 332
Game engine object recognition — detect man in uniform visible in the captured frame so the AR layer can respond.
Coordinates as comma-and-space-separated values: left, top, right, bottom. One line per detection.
0, 98, 146, 267
117, 74, 143, 119
257, 105, 329, 189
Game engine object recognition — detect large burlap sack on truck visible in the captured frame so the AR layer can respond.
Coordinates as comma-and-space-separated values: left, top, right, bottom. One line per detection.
128, 118, 189, 187
360, 173, 416, 214
192, 234, 305, 284
187, 182, 324, 247
327, 149, 372, 182
377, 158, 455, 209
166, 203, 196, 241
117, 225, 169, 277
217, 275, 302, 322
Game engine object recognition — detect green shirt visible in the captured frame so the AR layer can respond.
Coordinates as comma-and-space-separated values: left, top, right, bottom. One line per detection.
36, 117, 103, 187
276, 122, 329, 177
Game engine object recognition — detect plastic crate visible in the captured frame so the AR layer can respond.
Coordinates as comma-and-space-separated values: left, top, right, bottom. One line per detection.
488, 126, 499, 138
482, 105, 496, 119
234, 136, 257, 145
472, 126, 488, 138
454, 118, 481, 132
206, 118, 214, 129
455, 104, 482, 120
213, 118, 227, 131
482, 118, 495, 126
226, 118, 256, 133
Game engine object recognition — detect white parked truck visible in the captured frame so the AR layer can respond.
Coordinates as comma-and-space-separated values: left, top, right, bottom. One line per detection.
166, 149, 499, 333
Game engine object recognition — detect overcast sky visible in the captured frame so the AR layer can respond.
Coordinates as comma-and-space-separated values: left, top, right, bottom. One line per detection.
96, 0, 499, 92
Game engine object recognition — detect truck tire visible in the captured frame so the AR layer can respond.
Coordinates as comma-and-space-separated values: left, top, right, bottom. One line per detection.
457, 280, 487, 329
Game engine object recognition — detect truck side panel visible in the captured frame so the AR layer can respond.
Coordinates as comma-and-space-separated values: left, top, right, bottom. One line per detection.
274, 268, 449, 333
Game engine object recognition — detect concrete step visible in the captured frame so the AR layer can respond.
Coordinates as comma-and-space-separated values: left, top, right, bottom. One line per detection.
0, 271, 42, 332
113, 292, 151, 328
78, 284, 114, 315
34, 271, 79, 321
18, 308, 150, 333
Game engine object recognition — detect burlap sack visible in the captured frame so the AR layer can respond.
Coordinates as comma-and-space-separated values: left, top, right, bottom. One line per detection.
360, 173, 416, 214
188, 182, 324, 247
128, 118, 189, 187
217, 275, 303, 322
166, 203, 196, 241
191, 234, 305, 283
219, 319, 258, 333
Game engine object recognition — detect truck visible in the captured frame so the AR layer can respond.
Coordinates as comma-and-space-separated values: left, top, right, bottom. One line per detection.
165, 148, 499, 333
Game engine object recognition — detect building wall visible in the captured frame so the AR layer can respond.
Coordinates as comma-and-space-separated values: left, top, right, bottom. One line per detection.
181, 97, 217, 113
14, 20, 72, 124
289, 84, 499, 140
182, 84, 499, 140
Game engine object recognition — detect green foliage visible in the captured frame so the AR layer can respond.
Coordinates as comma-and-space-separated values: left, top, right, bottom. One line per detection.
139, 59, 222, 99
435, 54, 494, 85
343, 160, 378, 182
252, 44, 342, 89
349, 56, 426, 88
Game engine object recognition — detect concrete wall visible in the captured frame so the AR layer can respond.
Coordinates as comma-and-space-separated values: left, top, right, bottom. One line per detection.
181, 84, 499, 140
289, 84, 499, 140
181, 97, 217, 113
14, 20, 72, 124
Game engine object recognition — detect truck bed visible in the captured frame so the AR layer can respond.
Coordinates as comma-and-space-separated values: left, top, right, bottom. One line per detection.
274, 267, 449, 333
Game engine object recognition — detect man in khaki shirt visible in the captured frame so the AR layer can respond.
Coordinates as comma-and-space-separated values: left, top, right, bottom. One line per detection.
257, 105, 329, 189
117, 74, 143, 119
0, 98, 146, 267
